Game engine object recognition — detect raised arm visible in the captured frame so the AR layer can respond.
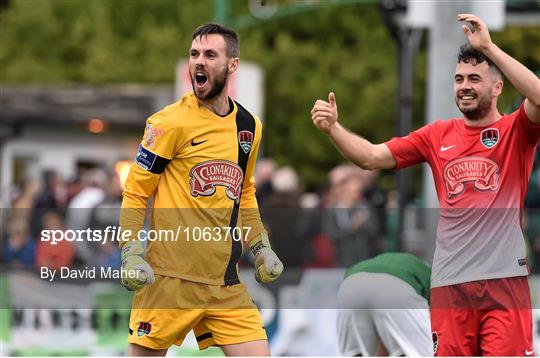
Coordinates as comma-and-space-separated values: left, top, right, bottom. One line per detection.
458, 13, 540, 124
311, 92, 396, 170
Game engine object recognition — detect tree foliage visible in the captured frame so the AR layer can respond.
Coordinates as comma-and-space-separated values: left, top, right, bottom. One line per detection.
1, 0, 539, 189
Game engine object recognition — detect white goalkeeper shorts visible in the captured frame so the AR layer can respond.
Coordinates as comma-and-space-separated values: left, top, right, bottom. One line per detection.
336, 272, 432, 356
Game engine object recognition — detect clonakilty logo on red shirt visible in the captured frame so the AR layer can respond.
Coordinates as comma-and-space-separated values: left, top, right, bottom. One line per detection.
443, 157, 499, 198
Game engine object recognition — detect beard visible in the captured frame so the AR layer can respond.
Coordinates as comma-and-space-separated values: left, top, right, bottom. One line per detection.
191, 67, 228, 101
455, 90, 493, 120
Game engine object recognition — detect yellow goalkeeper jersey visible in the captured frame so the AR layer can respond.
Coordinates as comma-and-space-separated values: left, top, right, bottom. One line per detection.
120, 92, 265, 285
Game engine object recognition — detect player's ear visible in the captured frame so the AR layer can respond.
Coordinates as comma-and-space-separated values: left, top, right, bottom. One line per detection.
492, 79, 503, 98
228, 57, 239, 74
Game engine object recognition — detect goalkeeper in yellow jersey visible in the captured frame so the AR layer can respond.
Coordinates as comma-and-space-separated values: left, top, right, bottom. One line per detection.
119, 23, 283, 356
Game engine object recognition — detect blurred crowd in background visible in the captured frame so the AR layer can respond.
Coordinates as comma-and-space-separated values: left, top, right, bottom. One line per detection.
2, 153, 540, 273
2, 168, 123, 272
2, 0, 539, 280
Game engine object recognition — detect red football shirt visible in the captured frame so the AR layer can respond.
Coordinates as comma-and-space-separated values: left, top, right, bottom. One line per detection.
386, 103, 540, 287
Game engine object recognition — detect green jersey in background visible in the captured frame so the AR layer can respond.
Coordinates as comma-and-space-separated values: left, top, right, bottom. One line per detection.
345, 253, 431, 301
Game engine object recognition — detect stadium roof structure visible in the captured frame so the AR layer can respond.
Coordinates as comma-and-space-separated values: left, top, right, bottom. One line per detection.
0, 85, 174, 130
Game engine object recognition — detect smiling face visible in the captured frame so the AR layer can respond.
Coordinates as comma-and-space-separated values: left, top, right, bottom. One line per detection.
454, 61, 503, 121
189, 34, 238, 101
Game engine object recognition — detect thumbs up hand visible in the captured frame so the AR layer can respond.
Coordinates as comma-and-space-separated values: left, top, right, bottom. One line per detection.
311, 92, 339, 134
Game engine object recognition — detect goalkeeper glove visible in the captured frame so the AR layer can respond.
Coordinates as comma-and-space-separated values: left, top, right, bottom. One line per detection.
249, 233, 283, 283
121, 240, 155, 291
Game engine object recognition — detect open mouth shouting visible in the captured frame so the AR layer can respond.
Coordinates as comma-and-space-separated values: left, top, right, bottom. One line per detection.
190, 65, 228, 100
194, 71, 208, 90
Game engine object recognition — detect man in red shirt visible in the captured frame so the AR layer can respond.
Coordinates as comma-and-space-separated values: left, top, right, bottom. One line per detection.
311, 14, 539, 356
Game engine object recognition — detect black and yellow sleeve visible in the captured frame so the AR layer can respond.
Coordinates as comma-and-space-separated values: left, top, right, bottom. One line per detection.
120, 111, 180, 244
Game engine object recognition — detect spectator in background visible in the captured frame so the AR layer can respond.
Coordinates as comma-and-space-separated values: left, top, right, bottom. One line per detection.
323, 164, 353, 208
384, 190, 400, 250
35, 211, 75, 270
66, 168, 107, 229
1, 218, 35, 269
86, 172, 124, 261
65, 175, 84, 205
254, 158, 276, 206
34, 169, 67, 209
361, 169, 387, 254
89, 172, 123, 230
31, 169, 67, 237
65, 168, 107, 263
261, 166, 303, 268
10, 178, 39, 221
298, 191, 335, 268
323, 172, 379, 267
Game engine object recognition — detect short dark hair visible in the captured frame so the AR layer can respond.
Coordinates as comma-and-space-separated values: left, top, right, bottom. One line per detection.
192, 23, 239, 58
458, 44, 502, 79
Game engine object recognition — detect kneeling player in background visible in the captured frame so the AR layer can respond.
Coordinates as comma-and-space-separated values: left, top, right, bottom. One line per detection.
337, 253, 432, 356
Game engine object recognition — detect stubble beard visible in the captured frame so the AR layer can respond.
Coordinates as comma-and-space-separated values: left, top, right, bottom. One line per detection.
191, 68, 229, 101
456, 91, 493, 121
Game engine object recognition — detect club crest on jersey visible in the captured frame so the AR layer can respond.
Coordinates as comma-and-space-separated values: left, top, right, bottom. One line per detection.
238, 130, 254, 154
190, 160, 244, 203
145, 123, 165, 148
432, 332, 439, 354
480, 128, 499, 148
443, 157, 499, 198
137, 321, 152, 337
